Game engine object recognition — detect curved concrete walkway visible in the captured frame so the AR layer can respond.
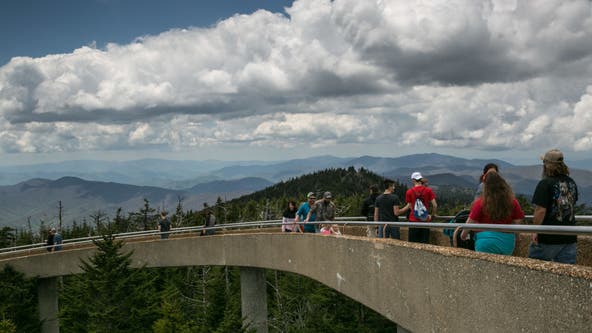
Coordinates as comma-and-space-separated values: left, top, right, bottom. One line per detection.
2, 233, 592, 332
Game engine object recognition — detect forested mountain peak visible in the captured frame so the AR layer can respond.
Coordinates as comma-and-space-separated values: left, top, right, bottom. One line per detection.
226, 167, 406, 205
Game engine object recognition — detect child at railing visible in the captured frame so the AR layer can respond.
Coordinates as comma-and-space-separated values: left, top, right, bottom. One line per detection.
320, 224, 342, 235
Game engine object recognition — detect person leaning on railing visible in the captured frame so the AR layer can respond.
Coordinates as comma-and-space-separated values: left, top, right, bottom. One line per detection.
460, 172, 524, 255
528, 149, 579, 264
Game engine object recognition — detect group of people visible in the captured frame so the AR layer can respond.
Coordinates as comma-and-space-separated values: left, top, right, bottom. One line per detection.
361, 148, 579, 265
50, 148, 578, 266
45, 227, 63, 252
362, 173, 437, 243
157, 209, 217, 239
282, 191, 341, 235
461, 148, 578, 264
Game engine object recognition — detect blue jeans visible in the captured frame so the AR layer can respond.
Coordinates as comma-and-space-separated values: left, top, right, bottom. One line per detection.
384, 225, 400, 239
528, 242, 576, 264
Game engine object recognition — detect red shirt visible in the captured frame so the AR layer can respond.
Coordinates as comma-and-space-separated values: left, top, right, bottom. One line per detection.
469, 197, 524, 227
405, 185, 436, 222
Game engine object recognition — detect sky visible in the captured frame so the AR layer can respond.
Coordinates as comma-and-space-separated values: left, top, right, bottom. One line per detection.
0, 0, 591, 166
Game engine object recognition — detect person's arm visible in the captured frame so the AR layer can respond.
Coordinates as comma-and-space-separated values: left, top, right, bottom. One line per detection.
532, 205, 546, 225
395, 203, 409, 216
305, 211, 311, 222
531, 205, 546, 243
374, 207, 379, 223
429, 199, 438, 221
460, 217, 476, 240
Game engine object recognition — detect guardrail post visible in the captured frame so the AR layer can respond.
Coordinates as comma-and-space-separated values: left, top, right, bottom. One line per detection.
240, 267, 268, 333
38, 277, 60, 333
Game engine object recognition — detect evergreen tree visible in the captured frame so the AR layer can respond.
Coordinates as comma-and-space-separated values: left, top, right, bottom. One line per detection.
0, 266, 41, 332
60, 235, 158, 332
0, 227, 16, 248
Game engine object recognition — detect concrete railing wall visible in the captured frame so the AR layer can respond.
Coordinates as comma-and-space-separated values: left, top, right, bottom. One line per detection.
2, 233, 591, 332
340, 226, 592, 266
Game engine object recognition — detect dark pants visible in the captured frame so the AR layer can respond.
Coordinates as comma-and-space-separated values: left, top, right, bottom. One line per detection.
409, 228, 430, 243
384, 225, 401, 239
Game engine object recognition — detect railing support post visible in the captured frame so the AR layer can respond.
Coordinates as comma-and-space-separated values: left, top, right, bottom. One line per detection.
240, 267, 268, 333
38, 277, 60, 333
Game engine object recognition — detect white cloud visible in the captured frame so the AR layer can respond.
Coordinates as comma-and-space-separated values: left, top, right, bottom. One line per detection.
0, 0, 591, 158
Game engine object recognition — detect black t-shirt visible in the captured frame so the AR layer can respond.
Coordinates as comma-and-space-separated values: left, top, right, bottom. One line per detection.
361, 193, 379, 221
375, 193, 400, 222
159, 218, 171, 232
532, 175, 578, 244
283, 209, 296, 219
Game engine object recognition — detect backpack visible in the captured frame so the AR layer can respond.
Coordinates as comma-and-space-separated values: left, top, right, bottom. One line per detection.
413, 189, 429, 221
443, 209, 474, 250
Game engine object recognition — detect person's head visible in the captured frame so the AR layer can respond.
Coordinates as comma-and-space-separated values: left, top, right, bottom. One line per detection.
420, 178, 429, 187
411, 172, 423, 185
482, 172, 514, 221
50, 228, 56, 234
480, 163, 499, 182
287, 200, 296, 211
541, 149, 570, 177
323, 191, 332, 202
307, 192, 316, 203
369, 184, 379, 194
383, 178, 395, 191
160, 211, 168, 219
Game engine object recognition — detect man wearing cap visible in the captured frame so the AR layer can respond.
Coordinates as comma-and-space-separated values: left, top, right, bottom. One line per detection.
529, 149, 579, 264
306, 191, 336, 228
295, 192, 317, 233
399, 172, 437, 243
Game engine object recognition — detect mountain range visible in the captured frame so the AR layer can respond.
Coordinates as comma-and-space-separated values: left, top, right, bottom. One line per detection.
1, 153, 591, 228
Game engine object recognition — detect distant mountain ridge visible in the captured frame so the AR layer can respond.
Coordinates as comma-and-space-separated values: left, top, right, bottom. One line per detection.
0, 176, 272, 228
1, 153, 591, 228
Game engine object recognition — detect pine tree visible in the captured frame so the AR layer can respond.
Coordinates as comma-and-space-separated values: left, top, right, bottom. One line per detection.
0, 266, 41, 332
60, 235, 158, 332
0, 226, 15, 248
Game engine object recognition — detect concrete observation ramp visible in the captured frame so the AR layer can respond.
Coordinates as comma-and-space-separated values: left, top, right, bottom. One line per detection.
3, 233, 592, 332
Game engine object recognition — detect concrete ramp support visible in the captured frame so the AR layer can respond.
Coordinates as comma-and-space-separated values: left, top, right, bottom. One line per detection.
4, 234, 592, 332
38, 277, 59, 333
240, 267, 269, 333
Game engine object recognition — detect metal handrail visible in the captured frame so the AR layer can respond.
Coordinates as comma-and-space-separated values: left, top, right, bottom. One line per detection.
2, 216, 591, 256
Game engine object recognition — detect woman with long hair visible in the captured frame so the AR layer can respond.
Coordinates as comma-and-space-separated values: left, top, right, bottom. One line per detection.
282, 200, 299, 232
461, 172, 524, 255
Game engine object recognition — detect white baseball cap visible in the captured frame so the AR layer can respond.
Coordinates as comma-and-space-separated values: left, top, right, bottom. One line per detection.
411, 172, 423, 181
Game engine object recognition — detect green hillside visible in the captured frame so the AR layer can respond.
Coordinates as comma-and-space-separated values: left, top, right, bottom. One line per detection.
212, 167, 408, 223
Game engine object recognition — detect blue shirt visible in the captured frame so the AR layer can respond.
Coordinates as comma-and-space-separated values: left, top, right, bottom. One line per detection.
53, 233, 63, 251
297, 202, 316, 232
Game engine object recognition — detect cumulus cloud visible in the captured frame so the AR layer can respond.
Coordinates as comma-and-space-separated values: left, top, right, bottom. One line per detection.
0, 0, 591, 156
